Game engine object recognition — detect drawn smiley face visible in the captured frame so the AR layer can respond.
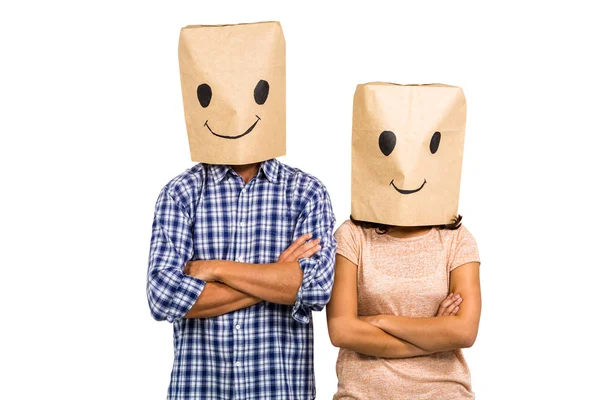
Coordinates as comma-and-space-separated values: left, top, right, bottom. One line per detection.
378, 130, 442, 195
178, 21, 286, 165
351, 82, 466, 226
196, 79, 270, 140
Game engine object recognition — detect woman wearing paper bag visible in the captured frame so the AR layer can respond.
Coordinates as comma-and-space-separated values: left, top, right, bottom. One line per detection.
327, 83, 481, 399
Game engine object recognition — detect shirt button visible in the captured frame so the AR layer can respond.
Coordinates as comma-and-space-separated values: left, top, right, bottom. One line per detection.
241, 188, 246, 194
235, 324, 241, 330
239, 222, 245, 227
235, 361, 241, 367
236, 256, 243, 262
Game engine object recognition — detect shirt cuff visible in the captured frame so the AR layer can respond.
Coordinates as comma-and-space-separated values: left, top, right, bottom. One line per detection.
166, 274, 206, 322
291, 258, 312, 324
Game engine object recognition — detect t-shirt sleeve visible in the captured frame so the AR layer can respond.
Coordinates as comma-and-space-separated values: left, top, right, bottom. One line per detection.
449, 225, 481, 272
333, 220, 360, 266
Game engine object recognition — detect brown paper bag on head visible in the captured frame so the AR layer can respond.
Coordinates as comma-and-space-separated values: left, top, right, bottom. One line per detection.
178, 21, 286, 165
351, 83, 467, 227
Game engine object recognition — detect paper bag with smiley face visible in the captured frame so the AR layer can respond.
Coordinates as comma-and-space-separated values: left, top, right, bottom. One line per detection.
178, 21, 285, 165
351, 82, 467, 227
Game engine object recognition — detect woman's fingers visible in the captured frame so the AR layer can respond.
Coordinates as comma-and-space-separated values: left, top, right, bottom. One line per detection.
443, 297, 462, 316
437, 293, 456, 315
435, 294, 451, 316
437, 293, 462, 316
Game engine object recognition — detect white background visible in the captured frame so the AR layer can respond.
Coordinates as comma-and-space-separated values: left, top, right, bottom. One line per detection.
1, 1, 599, 399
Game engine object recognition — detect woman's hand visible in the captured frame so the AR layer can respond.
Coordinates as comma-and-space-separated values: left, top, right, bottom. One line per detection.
277, 233, 321, 262
358, 293, 462, 326
436, 293, 462, 317
358, 315, 379, 324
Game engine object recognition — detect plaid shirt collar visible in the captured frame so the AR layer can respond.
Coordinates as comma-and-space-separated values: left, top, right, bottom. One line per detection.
207, 158, 280, 184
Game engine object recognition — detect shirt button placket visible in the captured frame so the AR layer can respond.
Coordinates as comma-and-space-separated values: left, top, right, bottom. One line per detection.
233, 312, 243, 399
233, 182, 249, 400
233, 315, 245, 400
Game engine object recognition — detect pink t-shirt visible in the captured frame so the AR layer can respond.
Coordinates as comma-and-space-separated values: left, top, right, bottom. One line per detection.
333, 219, 480, 400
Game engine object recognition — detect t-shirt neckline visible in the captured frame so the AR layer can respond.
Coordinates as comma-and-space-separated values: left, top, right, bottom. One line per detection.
381, 227, 436, 242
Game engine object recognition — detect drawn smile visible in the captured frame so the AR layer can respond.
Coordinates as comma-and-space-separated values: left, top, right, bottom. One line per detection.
390, 179, 427, 195
204, 115, 261, 140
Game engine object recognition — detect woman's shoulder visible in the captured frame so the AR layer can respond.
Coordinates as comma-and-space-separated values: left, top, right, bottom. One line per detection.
333, 219, 367, 265
435, 223, 476, 240
334, 219, 362, 241
434, 223, 480, 268
335, 218, 376, 248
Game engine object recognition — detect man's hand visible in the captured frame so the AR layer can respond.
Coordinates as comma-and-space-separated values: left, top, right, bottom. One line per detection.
436, 292, 462, 317
183, 234, 320, 283
184, 260, 220, 282
181, 234, 320, 305
277, 233, 321, 263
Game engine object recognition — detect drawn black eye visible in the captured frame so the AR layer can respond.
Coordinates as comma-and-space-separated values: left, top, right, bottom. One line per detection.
379, 131, 396, 156
197, 83, 212, 108
254, 80, 269, 105
430, 131, 441, 154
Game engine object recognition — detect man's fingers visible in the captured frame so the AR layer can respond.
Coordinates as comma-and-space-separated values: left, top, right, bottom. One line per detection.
291, 238, 320, 259
289, 233, 312, 250
291, 241, 319, 259
278, 234, 313, 262
296, 233, 313, 245
298, 244, 322, 259
450, 305, 460, 315
288, 233, 313, 252
278, 234, 321, 263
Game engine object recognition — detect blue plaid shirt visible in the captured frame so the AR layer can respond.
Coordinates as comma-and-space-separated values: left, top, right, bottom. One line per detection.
147, 158, 336, 400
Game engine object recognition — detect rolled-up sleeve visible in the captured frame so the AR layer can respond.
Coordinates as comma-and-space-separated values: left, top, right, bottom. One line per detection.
292, 186, 337, 324
147, 187, 205, 322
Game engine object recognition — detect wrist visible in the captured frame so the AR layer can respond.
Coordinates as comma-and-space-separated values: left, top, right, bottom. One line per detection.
188, 260, 224, 282
211, 260, 225, 281
373, 314, 386, 328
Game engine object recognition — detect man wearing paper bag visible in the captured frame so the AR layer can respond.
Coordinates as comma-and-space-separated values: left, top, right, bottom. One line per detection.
146, 22, 336, 399
327, 83, 482, 399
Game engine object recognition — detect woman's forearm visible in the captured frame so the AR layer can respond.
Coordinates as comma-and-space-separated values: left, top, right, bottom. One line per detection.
328, 316, 433, 358
371, 315, 476, 352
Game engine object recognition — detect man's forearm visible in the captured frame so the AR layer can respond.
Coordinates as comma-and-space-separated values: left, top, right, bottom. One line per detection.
328, 316, 432, 359
184, 282, 261, 319
216, 260, 302, 305
188, 260, 303, 305
371, 315, 475, 352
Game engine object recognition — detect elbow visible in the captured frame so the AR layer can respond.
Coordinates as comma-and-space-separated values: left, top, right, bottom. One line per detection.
328, 329, 345, 348
149, 306, 168, 322
149, 298, 170, 321
462, 333, 477, 348
327, 320, 349, 348
283, 291, 298, 306
147, 292, 169, 322
457, 330, 478, 349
